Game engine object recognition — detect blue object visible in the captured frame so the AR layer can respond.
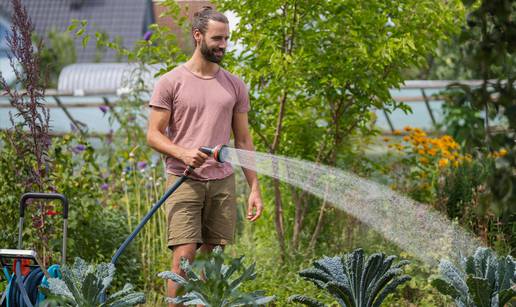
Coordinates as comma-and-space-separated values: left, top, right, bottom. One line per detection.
37, 264, 61, 303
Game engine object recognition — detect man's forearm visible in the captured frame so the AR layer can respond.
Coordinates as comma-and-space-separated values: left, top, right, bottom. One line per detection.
147, 130, 186, 161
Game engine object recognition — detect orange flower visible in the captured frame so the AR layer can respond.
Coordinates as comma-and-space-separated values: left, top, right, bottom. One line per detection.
393, 129, 402, 135
404, 126, 412, 132
419, 157, 429, 164
403, 136, 410, 142
383, 137, 390, 142
417, 149, 425, 155
428, 149, 437, 156
498, 148, 508, 157
438, 158, 449, 168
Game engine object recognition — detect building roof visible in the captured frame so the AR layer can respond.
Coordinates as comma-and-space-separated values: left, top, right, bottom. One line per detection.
0, 0, 154, 62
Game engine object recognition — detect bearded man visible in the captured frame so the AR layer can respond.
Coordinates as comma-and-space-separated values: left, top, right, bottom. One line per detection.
146, 6, 263, 306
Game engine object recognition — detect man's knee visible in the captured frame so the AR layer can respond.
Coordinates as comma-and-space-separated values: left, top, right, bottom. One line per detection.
172, 243, 197, 271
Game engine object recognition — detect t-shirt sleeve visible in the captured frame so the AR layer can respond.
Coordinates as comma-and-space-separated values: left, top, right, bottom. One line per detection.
234, 77, 250, 113
149, 75, 172, 110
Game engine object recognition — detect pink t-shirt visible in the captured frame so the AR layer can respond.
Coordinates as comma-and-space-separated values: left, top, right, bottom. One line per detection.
149, 64, 250, 180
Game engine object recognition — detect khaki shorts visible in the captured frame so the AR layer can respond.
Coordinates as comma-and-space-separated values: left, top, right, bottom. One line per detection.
164, 173, 236, 249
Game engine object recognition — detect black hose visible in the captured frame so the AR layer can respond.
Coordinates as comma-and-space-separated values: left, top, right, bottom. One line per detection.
7, 267, 43, 307
24, 268, 43, 306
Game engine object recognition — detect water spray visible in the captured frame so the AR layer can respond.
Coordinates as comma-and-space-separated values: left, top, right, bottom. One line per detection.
218, 146, 483, 266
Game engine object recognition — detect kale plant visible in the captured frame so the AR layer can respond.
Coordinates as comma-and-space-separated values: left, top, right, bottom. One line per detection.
41, 257, 145, 306
158, 246, 274, 306
432, 247, 515, 307
289, 248, 411, 306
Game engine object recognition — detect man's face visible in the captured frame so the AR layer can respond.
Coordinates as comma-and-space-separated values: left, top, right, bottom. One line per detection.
197, 20, 229, 64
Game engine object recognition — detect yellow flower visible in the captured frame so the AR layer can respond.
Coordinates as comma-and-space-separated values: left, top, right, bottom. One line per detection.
414, 128, 424, 135
428, 149, 437, 156
453, 160, 460, 167
404, 126, 412, 132
393, 129, 402, 135
438, 158, 449, 168
498, 148, 508, 157
383, 137, 390, 142
417, 149, 425, 155
403, 136, 410, 142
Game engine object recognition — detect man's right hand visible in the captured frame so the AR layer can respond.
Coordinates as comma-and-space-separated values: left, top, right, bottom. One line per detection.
179, 148, 209, 168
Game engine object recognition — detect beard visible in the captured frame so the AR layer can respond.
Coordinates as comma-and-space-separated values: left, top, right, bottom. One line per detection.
200, 39, 225, 64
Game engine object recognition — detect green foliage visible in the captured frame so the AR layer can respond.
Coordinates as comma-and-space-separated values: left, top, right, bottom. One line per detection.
431, 247, 516, 306
41, 257, 145, 306
0, 131, 142, 287
437, 157, 492, 219
36, 28, 76, 88
289, 248, 411, 307
434, 0, 516, 253
158, 246, 275, 306
217, 0, 463, 158
439, 0, 515, 212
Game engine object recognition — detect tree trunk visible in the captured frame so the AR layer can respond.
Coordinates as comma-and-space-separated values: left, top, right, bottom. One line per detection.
270, 91, 288, 260
273, 178, 286, 260
309, 191, 328, 251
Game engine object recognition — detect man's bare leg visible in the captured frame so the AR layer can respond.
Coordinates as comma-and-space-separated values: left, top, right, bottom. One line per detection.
168, 243, 197, 307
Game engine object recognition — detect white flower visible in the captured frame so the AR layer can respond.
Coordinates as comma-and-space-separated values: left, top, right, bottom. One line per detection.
385, 17, 395, 28
316, 119, 328, 128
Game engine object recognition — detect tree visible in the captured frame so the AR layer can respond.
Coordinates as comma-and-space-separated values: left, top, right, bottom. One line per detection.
216, 0, 464, 259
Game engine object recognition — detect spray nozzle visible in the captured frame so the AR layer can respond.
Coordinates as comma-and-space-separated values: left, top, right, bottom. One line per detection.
199, 144, 228, 163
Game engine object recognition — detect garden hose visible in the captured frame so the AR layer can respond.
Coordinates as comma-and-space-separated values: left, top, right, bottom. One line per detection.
6, 264, 61, 307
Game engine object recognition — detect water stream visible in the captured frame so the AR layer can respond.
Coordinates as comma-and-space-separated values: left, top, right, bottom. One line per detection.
222, 147, 483, 265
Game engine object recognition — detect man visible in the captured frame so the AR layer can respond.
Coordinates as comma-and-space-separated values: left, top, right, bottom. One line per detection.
146, 6, 263, 306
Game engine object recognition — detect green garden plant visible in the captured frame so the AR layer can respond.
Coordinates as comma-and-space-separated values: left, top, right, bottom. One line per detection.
432, 247, 515, 307
41, 257, 145, 306
289, 248, 411, 307
158, 246, 275, 306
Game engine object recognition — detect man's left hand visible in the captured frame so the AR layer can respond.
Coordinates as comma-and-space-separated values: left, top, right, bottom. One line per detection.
246, 190, 263, 222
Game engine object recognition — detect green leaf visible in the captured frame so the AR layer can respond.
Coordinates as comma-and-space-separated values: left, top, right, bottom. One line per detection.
81, 35, 90, 49
431, 277, 461, 299
466, 276, 492, 307
498, 288, 515, 306
288, 295, 326, 307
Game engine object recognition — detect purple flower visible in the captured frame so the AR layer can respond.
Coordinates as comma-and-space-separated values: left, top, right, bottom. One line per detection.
100, 183, 109, 191
137, 161, 147, 170
143, 30, 153, 41
70, 123, 77, 132
72, 144, 86, 154
99, 105, 109, 114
